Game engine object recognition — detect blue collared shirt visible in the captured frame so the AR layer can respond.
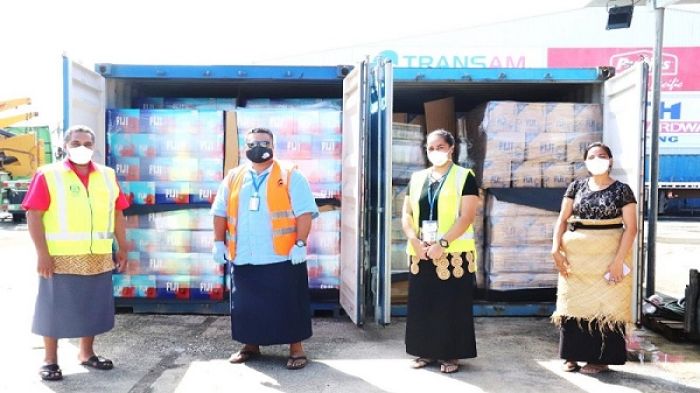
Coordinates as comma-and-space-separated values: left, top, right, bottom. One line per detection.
211, 163, 319, 265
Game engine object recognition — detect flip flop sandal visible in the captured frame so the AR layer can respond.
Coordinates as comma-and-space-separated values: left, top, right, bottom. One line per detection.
580, 364, 610, 374
39, 364, 63, 381
80, 355, 114, 370
440, 361, 460, 374
411, 358, 434, 369
563, 361, 581, 372
286, 355, 308, 370
228, 349, 260, 364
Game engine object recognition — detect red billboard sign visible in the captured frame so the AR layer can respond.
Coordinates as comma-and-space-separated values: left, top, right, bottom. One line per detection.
547, 47, 700, 91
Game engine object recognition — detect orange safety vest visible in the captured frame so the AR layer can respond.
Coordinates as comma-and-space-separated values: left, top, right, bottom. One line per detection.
226, 160, 297, 260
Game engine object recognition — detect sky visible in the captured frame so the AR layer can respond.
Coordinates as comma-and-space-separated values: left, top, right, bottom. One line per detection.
2, 0, 696, 128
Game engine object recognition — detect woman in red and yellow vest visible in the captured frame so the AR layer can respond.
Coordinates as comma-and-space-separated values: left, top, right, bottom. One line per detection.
401, 129, 481, 374
211, 128, 319, 370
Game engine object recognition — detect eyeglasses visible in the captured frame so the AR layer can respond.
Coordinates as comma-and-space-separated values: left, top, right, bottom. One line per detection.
246, 141, 272, 148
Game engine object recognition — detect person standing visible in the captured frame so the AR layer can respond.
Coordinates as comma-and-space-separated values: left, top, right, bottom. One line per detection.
23, 125, 129, 381
211, 127, 318, 370
551, 142, 638, 374
401, 129, 479, 373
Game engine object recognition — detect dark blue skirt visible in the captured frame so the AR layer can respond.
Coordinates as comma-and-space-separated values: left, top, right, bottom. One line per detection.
230, 261, 312, 345
32, 271, 115, 338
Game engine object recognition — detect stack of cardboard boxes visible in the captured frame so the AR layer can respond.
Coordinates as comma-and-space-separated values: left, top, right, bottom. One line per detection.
464, 100, 603, 291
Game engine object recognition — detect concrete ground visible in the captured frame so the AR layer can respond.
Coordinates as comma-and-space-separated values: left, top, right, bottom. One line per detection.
1, 221, 699, 393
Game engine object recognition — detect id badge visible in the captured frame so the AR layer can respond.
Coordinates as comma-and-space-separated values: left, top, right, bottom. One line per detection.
421, 220, 438, 243
248, 196, 260, 211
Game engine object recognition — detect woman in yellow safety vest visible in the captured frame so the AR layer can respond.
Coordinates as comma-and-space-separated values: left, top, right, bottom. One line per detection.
401, 129, 480, 374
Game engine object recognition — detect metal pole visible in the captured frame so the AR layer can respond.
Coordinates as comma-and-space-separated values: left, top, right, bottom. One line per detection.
646, 2, 665, 297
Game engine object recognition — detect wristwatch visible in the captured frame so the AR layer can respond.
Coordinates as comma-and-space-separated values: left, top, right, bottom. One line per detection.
295, 239, 307, 247
439, 238, 449, 248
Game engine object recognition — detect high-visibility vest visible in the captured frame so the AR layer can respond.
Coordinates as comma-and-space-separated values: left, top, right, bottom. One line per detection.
406, 164, 477, 258
41, 162, 118, 256
226, 160, 296, 260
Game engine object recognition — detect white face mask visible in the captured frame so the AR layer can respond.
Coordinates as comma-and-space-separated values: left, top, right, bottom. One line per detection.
427, 150, 450, 166
585, 157, 610, 175
68, 146, 94, 165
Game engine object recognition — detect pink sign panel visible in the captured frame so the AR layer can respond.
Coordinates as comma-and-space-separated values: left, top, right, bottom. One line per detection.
547, 47, 700, 91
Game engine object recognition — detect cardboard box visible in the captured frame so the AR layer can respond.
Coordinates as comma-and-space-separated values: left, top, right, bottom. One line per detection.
485, 192, 555, 217
481, 101, 517, 133
393, 113, 408, 123
542, 162, 574, 188
574, 104, 603, 133
424, 97, 455, 135
485, 132, 525, 162
107, 109, 141, 133
487, 215, 556, 246
481, 159, 511, 188
487, 272, 558, 290
511, 161, 542, 188
566, 131, 603, 162
545, 103, 575, 133
573, 161, 588, 179
525, 132, 567, 162
516, 103, 546, 134
487, 246, 558, 273
224, 111, 239, 174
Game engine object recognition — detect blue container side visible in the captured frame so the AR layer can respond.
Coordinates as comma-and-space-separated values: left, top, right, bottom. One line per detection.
645, 154, 700, 183
393, 67, 608, 83
95, 64, 351, 81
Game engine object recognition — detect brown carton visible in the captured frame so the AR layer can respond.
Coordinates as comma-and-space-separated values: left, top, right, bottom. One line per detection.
487, 215, 557, 246
525, 132, 567, 162
487, 246, 558, 273
424, 97, 456, 134
224, 111, 239, 174
542, 162, 574, 188
481, 101, 517, 133
516, 102, 546, 134
485, 132, 525, 162
393, 113, 408, 123
545, 103, 575, 133
574, 103, 603, 133
511, 161, 542, 188
481, 159, 511, 188
566, 131, 603, 162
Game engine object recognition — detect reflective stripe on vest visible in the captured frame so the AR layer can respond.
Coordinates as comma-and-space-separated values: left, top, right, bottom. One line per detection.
406, 165, 477, 259
226, 160, 297, 260
41, 162, 117, 256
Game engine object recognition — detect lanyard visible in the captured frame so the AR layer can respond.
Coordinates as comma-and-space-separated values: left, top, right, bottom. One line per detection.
250, 171, 269, 196
427, 166, 451, 221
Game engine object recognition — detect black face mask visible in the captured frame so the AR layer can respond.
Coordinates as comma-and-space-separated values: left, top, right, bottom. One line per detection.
246, 146, 273, 163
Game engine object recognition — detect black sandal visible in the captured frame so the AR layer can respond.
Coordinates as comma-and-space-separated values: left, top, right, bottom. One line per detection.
286, 355, 308, 370
80, 355, 114, 370
39, 364, 63, 381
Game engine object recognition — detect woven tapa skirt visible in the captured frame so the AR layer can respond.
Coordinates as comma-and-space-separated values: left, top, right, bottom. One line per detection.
230, 261, 312, 345
32, 271, 115, 338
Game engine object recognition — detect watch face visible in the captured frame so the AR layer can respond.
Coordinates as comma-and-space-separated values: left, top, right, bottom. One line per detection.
295, 240, 306, 247
440, 239, 449, 247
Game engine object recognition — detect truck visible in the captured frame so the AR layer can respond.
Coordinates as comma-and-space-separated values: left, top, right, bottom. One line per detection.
0, 98, 52, 223
64, 56, 647, 325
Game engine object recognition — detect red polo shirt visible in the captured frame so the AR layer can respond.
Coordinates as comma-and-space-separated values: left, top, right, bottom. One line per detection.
22, 160, 130, 212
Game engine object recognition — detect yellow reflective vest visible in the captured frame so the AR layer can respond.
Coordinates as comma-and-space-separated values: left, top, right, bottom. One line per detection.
41, 162, 118, 256
406, 164, 477, 259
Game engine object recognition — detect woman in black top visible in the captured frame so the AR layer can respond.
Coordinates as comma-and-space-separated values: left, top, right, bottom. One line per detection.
551, 142, 638, 374
401, 129, 480, 373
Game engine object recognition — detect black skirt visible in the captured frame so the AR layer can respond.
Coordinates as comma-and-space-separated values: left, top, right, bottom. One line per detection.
230, 261, 312, 346
559, 318, 627, 365
405, 253, 477, 359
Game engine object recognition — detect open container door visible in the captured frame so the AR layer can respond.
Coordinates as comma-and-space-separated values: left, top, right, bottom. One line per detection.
368, 58, 393, 325
341, 61, 370, 326
62, 55, 106, 164
603, 61, 649, 323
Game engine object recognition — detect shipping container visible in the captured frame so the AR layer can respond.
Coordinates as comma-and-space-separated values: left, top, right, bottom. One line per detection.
64, 56, 647, 326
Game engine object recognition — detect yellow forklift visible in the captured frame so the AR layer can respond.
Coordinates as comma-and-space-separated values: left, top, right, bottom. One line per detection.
0, 97, 47, 222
